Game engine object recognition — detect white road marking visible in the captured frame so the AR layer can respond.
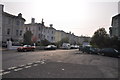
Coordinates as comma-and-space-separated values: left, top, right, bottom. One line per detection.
27, 63, 33, 65
19, 65, 25, 67
8, 67, 17, 70
0, 70, 4, 72
33, 64, 38, 66
57, 61, 62, 62
62, 69, 65, 71
2, 71, 10, 75
0, 73, 2, 76
35, 61, 41, 63
0, 73, 3, 76
25, 66, 31, 68
14, 68, 23, 71
41, 61, 45, 64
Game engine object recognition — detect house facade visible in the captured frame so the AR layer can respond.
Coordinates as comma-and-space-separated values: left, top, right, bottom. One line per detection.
1, 4, 91, 46
24, 19, 56, 43
55, 30, 68, 42
42, 24, 56, 43
0, 5, 2, 45
1, 5, 26, 43
110, 14, 120, 39
24, 18, 44, 42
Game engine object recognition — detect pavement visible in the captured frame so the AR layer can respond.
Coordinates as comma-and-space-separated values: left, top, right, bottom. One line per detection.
0, 47, 8, 51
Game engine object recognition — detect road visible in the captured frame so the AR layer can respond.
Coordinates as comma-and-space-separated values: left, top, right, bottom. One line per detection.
2, 49, 119, 78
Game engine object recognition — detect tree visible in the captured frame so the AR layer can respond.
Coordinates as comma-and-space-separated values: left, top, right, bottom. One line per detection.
91, 28, 109, 48
23, 30, 33, 45
40, 39, 51, 46
55, 37, 69, 48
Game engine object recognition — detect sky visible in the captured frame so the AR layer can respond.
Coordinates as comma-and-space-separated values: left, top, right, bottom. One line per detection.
0, 0, 119, 37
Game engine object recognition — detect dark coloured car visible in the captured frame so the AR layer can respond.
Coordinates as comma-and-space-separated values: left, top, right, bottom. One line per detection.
99, 48, 120, 57
44, 45, 57, 50
2, 42, 7, 48
17, 45, 36, 52
81, 46, 91, 53
89, 48, 100, 54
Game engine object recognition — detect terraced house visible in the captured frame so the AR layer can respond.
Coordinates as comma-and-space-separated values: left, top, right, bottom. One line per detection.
1, 5, 26, 43
1, 4, 91, 46
110, 14, 120, 39
24, 18, 56, 43
24, 18, 44, 42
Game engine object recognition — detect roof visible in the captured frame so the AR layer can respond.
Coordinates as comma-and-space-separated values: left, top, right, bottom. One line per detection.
111, 14, 120, 26
3, 12, 26, 21
112, 14, 120, 19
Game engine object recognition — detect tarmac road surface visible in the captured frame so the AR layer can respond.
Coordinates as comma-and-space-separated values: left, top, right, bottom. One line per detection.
2, 49, 119, 78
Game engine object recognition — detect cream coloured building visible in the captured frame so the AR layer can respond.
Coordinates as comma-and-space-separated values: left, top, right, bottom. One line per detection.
24, 19, 56, 43
1, 5, 26, 43
55, 30, 67, 42
24, 18, 44, 42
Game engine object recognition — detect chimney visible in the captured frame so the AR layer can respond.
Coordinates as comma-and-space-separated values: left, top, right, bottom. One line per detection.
0, 4, 4, 12
41, 18, 44, 26
50, 24, 53, 28
18, 13, 22, 17
31, 18, 35, 24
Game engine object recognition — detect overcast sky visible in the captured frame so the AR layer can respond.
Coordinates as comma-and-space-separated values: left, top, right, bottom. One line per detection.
1, 0, 119, 37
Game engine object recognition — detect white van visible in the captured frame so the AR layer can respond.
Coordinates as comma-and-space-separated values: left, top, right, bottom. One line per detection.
62, 43, 71, 49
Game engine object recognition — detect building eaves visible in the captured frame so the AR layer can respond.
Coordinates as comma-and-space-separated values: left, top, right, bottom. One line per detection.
3, 12, 26, 21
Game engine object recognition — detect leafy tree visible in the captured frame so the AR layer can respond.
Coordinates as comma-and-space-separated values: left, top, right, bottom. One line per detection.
55, 37, 69, 48
40, 39, 51, 46
61, 37, 69, 43
23, 30, 33, 45
91, 28, 109, 48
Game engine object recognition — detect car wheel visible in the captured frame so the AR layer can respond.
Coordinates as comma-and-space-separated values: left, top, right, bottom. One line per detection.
32, 49, 35, 51
101, 53, 104, 56
118, 55, 120, 58
24, 49, 27, 52
17, 50, 20, 52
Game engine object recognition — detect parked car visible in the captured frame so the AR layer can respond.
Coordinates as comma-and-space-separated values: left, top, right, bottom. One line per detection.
17, 45, 36, 52
44, 45, 57, 50
81, 46, 91, 53
89, 48, 100, 54
2, 42, 7, 48
99, 48, 120, 57
79, 45, 100, 54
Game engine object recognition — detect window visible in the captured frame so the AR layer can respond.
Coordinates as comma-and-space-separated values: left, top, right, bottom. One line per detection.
39, 27, 41, 31
16, 30, 19, 36
29, 27, 31, 31
47, 36, 49, 39
16, 21, 20, 26
51, 37, 53, 40
26, 27, 28, 31
7, 29, 10, 35
52, 31, 53, 34
38, 34, 41, 38
20, 30, 22, 36
8, 18, 11, 24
